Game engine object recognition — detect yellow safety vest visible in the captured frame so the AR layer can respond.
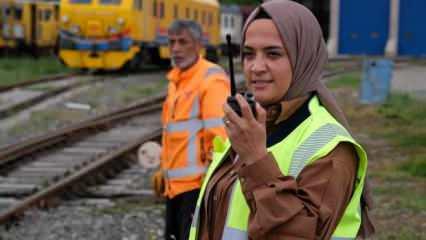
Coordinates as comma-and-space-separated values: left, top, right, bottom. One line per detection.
189, 96, 368, 240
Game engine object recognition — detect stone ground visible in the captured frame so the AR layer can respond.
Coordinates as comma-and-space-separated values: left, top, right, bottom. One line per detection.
392, 64, 426, 98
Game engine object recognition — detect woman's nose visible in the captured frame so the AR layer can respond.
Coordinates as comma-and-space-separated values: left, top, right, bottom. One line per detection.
250, 57, 267, 73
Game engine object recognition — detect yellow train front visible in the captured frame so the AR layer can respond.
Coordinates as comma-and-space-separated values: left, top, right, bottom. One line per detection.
0, 0, 58, 54
59, 0, 221, 70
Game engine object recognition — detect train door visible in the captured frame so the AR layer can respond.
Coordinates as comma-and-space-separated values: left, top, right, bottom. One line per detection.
132, 0, 144, 41
35, 5, 57, 47
29, 3, 37, 49
154, 0, 166, 45
0, 4, 3, 48
398, 0, 426, 56
2, 3, 24, 42
338, 0, 389, 55
148, 0, 162, 63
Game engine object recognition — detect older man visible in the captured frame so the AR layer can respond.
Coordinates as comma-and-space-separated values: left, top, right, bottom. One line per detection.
153, 20, 229, 240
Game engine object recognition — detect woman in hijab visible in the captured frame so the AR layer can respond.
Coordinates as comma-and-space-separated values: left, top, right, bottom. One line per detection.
188, 0, 374, 239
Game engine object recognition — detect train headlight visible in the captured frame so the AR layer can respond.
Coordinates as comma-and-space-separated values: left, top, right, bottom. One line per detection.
108, 26, 119, 35
61, 15, 69, 23
117, 17, 125, 25
70, 25, 80, 34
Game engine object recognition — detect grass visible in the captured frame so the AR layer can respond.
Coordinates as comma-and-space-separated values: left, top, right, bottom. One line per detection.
121, 79, 167, 103
374, 94, 426, 178
337, 84, 426, 238
0, 55, 71, 86
326, 72, 361, 89
6, 108, 88, 139
399, 156, 426, 177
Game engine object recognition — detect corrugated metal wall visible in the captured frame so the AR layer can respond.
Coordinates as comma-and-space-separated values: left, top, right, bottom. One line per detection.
338, 0, 389, 55
398, 0, 426, 56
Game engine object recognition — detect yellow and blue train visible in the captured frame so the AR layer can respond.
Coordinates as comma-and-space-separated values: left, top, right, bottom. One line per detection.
58, 0, 221, 70
0, 0, 59, 54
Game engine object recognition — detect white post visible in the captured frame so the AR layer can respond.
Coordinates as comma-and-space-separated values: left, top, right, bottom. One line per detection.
327, 0, 340, 58
385, 0, 399, 57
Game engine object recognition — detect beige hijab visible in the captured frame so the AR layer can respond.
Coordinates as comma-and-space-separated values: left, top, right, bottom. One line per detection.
242, 0, 374, 237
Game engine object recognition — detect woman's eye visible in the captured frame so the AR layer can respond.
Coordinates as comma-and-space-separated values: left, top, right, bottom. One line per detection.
243, 51, 254, 59
267, 52, 282, 58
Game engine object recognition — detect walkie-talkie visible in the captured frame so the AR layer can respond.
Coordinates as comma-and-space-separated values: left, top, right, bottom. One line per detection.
226, 34, 257, 118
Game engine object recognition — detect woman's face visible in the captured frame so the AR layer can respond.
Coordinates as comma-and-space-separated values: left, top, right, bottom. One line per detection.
243, 19, 293, 106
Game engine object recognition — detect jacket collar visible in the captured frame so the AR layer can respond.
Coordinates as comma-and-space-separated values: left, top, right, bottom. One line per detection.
167, 56, 203, 85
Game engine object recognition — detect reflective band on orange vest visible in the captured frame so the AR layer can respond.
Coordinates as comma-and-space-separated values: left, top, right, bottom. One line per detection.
164, 95, 224, 180
204, 66, 226, 79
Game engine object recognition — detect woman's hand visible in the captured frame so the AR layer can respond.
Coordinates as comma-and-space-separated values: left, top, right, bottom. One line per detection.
223, 94, 268, 162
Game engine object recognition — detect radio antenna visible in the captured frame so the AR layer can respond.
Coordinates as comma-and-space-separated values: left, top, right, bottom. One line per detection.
226, 34, 237, 96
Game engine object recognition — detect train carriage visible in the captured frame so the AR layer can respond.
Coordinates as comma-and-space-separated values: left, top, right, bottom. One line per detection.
0, 0, 59, 54
59, 0, 221, 70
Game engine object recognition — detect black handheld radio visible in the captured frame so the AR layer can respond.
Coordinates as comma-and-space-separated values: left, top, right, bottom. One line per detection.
225, 34, 257, 118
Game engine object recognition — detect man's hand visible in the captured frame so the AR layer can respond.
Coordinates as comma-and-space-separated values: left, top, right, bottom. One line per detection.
151, 170, 165, 198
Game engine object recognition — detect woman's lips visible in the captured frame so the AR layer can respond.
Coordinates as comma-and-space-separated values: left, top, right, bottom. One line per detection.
251, 80, 272, 90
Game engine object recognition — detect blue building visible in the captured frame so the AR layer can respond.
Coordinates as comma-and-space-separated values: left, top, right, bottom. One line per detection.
327, 0, 426, 57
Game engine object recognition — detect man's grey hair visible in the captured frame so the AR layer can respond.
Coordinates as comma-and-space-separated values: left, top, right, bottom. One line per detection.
168, 20, 203, 42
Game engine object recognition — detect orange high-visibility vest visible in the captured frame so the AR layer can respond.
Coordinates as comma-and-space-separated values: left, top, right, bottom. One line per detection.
161, 57, 230, 199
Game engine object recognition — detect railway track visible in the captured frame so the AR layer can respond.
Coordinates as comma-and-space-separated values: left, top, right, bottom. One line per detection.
0, 66, 171, 121
0, 73, 109, 120
0, 73, 83, 94
0, 93, 166, 225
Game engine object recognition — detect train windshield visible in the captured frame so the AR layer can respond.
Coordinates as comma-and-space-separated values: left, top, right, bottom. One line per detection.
99, 0, 121, 5
69, 0, 92, 4
14, 7, 22, 20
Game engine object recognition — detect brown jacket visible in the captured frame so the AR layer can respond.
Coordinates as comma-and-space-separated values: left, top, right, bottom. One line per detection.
197, 97, 364, 240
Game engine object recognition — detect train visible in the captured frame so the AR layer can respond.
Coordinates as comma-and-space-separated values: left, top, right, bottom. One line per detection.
0, 0, 59, 55
0, 0, 250, 70
58, 0, 222, 70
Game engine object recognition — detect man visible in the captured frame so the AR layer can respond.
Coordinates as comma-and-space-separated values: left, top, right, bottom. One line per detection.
153, 20, 229, 240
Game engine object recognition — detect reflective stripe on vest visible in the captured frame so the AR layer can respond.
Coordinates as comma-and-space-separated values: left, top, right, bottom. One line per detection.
220, 123, 351, 240
289, 123, 350, 177
204, 66, 225, 79
164, 95, 225, 179
222, 182, 247, 240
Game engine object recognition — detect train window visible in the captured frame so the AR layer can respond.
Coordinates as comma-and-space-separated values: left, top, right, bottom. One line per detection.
14, 7, 22, 20
54, 5, 59, 20
201, 11, 205, 25
208, 12, 212, 26
185, 7, 190, 19
100, 0, 121, 5
230, 16, 234, 28
70, 0, 91, 4
4, 8, 11, 16
217, 13, 220, 25
159, 2, 164, 18
194, 9, 198, 21
44, 10, 52, 21
224, 15, 228, 28
133, 0, 142, 10
173, 4, 178, 18
153, 0, 157, 17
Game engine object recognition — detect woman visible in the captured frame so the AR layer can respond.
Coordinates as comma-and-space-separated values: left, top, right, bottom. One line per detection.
188, 1, 374, 239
